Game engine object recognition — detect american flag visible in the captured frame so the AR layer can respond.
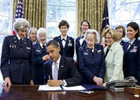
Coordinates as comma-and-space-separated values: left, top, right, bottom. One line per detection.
13, 0, 24, 35
101, 0, 109, 33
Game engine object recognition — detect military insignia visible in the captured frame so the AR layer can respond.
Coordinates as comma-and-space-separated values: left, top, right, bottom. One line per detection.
130, 48, 137, 52
9, 45, 11, 48
68, 40, 72, 46
133, 46, 137, 49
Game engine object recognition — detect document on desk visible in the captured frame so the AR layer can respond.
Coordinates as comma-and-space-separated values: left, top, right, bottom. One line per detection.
38, 85, 62, 91
38, 85, 86, 91
63, 85, 86, 91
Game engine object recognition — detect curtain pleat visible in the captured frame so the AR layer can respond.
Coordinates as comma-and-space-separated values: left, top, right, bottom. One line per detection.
77, 0, 105, 36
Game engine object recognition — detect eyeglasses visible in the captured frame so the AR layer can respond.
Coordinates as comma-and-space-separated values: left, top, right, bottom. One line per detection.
105, 37, 112, 39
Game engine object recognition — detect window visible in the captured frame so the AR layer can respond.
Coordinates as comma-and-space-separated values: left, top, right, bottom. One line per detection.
0, 0, 13, 35
46, 0, 77, 42
0, 0, 13, 65
109, 0, 140, 29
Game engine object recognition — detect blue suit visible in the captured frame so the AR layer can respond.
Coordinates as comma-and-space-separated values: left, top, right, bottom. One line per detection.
1, 35, 34, 84
53, 35, 74, 58
78, 44, 105, 84
43, 56, 81, 86
33, 42, 48, 85
123, 39, 140, 85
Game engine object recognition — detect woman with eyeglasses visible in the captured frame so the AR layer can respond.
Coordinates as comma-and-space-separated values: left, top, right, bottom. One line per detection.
123, 22, 140, 85
78, 29, 105, 86
115, 25, 126, 47
104, 28, 124, 82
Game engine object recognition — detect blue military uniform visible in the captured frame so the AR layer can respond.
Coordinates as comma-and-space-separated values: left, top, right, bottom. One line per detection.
1, 35, 34, 84
120, 40, 126, 47
123, 39, 140, 85
78, 44, 105, 84
33, 42, 48, 85
76, 36, 86, 59
53, 35, 74, 58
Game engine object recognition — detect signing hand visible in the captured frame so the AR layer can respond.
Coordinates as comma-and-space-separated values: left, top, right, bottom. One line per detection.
47, 80, 62, 87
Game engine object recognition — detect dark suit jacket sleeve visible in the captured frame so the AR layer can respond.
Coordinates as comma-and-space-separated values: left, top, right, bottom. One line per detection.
78, 47, 96, 82
98, 46, 106, 79
33, 45, 44, 65
71, 38, 74, 58
137, 43, 140, 85
28, 40, 35, 80
64, 58, 81, 86
1, 37, 10, 79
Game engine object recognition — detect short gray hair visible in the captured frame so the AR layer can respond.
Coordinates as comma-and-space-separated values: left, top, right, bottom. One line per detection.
28, 27, 37, 35
85, 29, 100, 43
37, 28, 47, 39
13, 18, 30, 33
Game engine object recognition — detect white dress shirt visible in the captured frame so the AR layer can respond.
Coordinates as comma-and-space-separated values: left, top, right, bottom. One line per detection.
61, 36, 67, 48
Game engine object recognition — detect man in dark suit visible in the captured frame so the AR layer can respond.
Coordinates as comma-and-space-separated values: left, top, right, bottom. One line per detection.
43, 40, 81, 87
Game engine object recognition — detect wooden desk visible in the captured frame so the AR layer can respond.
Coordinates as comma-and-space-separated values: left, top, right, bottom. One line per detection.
0, 85, 139, 100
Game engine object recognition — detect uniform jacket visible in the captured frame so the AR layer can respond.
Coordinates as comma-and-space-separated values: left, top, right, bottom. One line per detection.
76, 36, 86, 59
43, 56, 81, 86
120, 40, 126, 47
1, 35, 34, 84
53, 35, 74, 58
78, 44, 105, 84
104, 42, 124, 82
123, 39, 140, 85
33, 42, 48, 85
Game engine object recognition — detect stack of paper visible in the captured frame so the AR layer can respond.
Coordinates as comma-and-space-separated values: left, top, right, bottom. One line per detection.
38, 85, 86, 91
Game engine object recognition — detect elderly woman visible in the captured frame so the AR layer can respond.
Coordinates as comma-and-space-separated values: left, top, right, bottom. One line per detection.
33, 28, 50, 85
123, 22, 140, 85
28, 27, 38, 45
104, 28, 124, 82
78, 29, 105, 86
1, 18, 34, 86
115, 25, 126, 46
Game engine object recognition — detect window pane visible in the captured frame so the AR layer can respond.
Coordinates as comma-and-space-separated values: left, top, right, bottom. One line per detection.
109, 0, 140, 29
46, 22, 59, 37
0, 0, 12, 34
46, 0, 77, 39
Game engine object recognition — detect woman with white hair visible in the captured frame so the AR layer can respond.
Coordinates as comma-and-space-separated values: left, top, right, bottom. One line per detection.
78, 29, 105, 86
33, 27, 50, 85
28, 27, 38, 45
1, 18, 34, 86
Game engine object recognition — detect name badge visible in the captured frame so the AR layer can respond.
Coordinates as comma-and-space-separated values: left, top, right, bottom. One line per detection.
36, 49, 41, 53
97, 50, 102, 53
83, 52, 89, 55
26, 47, 31, 49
